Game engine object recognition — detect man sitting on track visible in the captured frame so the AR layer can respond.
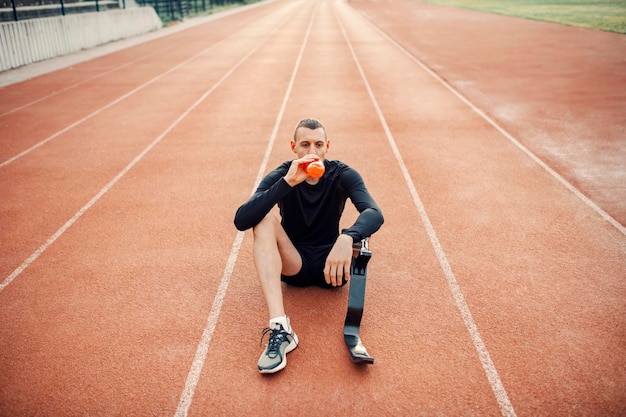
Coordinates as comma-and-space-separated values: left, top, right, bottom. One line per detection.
234, 117, 384, 374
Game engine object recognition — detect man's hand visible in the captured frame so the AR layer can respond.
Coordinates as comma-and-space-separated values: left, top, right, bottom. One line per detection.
284, 155, 320, 187
324, 234, 354, 287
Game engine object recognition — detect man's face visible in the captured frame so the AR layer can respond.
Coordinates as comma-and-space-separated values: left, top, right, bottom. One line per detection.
291, 127, 330, 159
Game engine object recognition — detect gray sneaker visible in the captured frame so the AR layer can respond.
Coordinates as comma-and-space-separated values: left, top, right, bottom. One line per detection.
258, 323, 298, 373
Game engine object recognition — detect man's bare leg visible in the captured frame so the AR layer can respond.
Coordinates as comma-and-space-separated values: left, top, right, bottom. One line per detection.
252, 214, 301, 319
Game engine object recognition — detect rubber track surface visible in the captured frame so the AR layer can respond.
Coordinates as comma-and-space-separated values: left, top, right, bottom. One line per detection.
0, 0, 624, 415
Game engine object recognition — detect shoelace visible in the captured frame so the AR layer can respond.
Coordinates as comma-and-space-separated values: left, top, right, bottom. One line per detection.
260, 326, 292, 358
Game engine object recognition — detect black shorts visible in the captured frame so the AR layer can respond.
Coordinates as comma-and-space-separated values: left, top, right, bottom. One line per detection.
281, 244, 347, 288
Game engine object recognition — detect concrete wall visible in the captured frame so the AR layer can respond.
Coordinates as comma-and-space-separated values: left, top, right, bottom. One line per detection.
0, 7, 162, 72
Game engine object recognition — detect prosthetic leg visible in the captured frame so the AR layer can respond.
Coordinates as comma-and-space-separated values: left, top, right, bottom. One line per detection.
343, 238, 374, 364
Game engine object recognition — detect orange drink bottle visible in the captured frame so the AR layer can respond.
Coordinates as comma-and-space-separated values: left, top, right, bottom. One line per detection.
304, 160, 325, 178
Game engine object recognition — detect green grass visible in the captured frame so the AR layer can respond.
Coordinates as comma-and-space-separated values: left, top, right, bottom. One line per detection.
419, 0, 626, 34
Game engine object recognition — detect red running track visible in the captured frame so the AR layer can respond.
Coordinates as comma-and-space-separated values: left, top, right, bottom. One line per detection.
0, 0, 624, 415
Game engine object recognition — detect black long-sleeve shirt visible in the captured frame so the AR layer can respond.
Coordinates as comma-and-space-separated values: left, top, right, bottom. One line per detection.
234, 160, 383, 247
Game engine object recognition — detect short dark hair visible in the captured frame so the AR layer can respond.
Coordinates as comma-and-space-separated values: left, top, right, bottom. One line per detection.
293, 118, 327, 141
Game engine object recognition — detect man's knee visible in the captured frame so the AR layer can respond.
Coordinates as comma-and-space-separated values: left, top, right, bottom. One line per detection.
252, 214, 280, 238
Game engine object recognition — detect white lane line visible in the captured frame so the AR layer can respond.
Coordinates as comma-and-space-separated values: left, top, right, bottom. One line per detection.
333, 3, 518, 417
356, 9, 626, 237
0, 2, 298, 294
172, 2, 317, 416
0, 4, 287, 170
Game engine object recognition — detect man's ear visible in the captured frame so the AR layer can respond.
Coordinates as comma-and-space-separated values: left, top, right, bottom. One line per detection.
326, 139, 331, 150
290, 140, 297, 153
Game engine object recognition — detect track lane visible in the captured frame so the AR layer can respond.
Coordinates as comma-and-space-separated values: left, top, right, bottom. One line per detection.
187, 0, 505, 415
